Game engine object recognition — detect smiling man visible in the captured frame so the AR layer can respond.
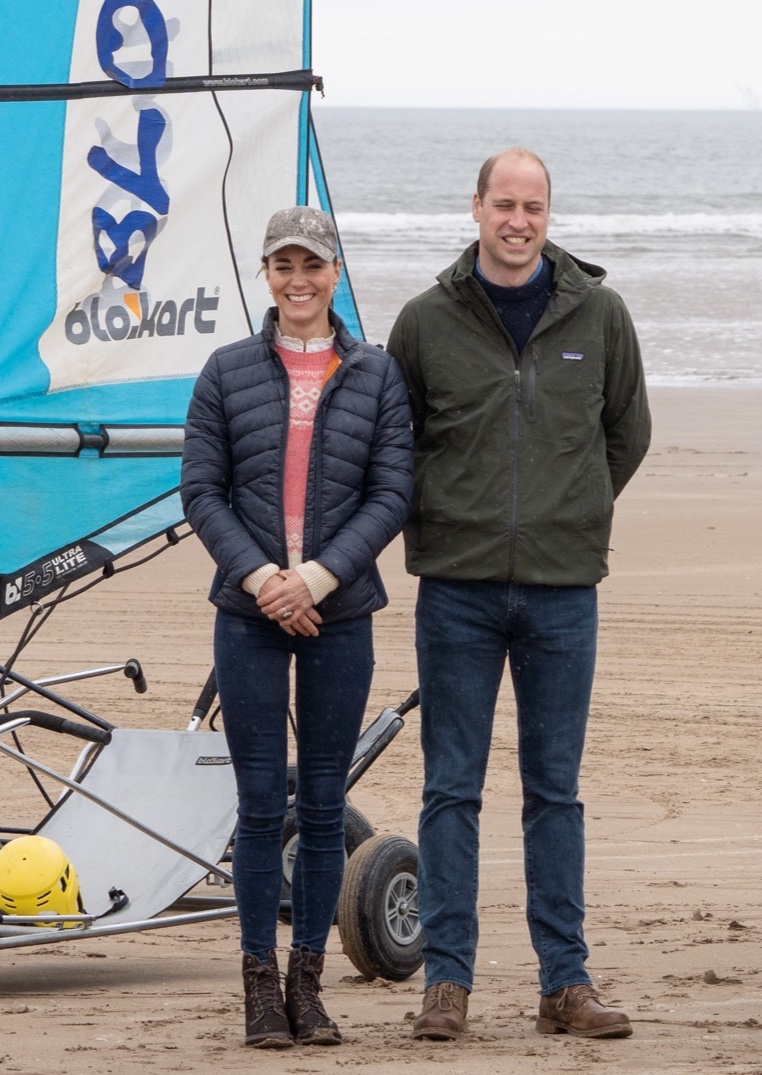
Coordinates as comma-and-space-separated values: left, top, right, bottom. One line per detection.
471, 150, 551, 285
387, 148, 651, 1043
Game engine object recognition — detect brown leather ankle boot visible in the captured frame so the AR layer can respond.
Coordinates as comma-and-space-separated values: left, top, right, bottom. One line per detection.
242, 950, 294, 1048
285, 945, 342, 1045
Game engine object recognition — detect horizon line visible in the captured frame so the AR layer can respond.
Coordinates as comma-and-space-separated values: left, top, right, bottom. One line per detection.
313, 103, 761, 114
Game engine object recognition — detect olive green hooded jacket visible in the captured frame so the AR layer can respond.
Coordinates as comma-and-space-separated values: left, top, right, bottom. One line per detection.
386, 239, 651, 585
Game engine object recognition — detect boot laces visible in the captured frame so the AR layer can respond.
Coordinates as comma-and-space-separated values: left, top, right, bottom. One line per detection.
293, 963, 326, 1015
244, 962, 284, 1017
558, 984, 599, 1011
428, 982, 462, 1012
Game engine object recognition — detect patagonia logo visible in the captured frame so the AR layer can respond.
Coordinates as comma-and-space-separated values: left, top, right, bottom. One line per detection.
562, 352, 584, 361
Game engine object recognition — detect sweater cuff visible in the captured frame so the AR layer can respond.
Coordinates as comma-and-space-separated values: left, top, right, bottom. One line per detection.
241, 563, 280, 598
295, 561, 339, 604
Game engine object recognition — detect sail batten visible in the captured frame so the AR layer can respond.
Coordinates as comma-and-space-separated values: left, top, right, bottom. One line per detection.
0, 0, 359, 620
0, 70, 319, 102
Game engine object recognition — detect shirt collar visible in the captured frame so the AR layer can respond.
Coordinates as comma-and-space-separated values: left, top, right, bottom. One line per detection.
274, 324, 335, 353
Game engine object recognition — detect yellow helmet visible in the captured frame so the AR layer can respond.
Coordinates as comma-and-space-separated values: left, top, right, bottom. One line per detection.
0, 835, 83, 920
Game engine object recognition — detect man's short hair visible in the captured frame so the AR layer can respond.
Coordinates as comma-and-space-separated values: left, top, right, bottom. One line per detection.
476, 148, 552, 205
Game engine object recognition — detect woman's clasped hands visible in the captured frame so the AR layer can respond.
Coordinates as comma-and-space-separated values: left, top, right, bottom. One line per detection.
257, 570, 323, 636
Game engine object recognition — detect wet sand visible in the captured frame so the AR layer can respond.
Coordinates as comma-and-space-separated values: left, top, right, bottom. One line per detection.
1, 384, 761, 1074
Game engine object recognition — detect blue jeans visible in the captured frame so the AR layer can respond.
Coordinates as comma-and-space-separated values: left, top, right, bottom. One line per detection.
214, 610, 373, 960
415, 578, 597, 995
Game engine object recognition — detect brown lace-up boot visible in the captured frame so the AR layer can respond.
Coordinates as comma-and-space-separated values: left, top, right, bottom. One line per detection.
412, 982, 469, 1040
285, 945, 342, 1045
537, 984, 632, 1038
242, 951, 294, 1048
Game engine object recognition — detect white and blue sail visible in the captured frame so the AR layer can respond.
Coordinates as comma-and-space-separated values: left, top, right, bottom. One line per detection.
0, 0, 360, 618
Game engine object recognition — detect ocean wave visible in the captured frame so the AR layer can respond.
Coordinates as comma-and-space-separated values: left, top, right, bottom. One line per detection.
336, 211, 762, 244
554, 212, 762, 238
646, 373, 762, 386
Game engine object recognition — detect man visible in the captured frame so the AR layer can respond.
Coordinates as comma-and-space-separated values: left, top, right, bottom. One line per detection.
387, 147, 650, 1041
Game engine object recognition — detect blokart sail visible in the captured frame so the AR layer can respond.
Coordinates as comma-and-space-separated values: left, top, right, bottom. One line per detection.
0, 0, 361, 620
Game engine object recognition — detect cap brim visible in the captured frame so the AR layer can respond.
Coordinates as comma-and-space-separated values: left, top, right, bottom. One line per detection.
262, 236, 336, 261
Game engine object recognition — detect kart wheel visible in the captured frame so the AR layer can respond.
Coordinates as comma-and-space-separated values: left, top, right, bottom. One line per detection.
279, 803, 375, 921
337, 834, 423, 981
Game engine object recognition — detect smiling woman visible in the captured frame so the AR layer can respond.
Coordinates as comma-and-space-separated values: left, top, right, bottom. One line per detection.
180, 205, 413, 1048
265, 247, 341, 342
262, 207, 343, 343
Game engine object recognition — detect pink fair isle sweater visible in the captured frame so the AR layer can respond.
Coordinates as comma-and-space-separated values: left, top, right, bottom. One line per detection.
275, 335, 340, 567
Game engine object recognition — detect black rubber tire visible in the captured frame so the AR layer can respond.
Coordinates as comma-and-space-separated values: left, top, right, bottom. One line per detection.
279, 803, 375, 922
337, 833, 423, 982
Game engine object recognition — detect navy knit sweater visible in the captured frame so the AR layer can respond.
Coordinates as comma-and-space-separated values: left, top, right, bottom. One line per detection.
474, 255, 553, 354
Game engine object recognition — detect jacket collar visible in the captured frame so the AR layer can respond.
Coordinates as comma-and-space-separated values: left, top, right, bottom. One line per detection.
438, 239, 608, 328
262, 307, 363, 368
440, 239, 606, 294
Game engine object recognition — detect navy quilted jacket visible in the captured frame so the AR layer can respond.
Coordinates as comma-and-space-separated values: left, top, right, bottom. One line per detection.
181, 309, 413, 623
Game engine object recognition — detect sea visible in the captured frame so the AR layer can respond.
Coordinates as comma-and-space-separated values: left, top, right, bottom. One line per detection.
312, 108, 762, 385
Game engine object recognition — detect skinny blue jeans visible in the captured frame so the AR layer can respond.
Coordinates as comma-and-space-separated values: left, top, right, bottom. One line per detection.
214, 609, 373, 960
415, 578, 597, 996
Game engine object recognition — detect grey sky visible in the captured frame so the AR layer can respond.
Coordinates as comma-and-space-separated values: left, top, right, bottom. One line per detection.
313, 0, 761, 110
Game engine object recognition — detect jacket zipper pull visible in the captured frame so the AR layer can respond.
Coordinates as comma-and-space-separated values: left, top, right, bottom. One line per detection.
514, 367, 522, 404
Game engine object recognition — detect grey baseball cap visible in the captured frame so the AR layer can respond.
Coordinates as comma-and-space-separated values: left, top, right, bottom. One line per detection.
262, 206, 338, 261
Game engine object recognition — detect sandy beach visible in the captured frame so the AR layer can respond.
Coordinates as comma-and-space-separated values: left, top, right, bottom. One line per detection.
1, 384, 761, 1075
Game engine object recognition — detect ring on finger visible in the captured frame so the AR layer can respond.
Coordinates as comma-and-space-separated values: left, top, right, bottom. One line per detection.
279, 607, 293, 621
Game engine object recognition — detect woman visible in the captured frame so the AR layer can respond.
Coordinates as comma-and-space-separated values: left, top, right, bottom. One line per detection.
181, 206, 412, 1049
